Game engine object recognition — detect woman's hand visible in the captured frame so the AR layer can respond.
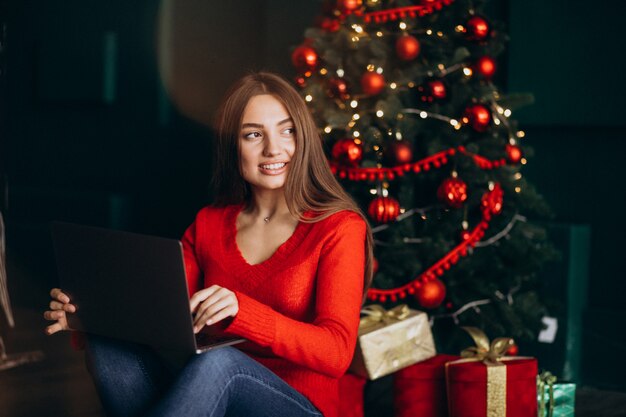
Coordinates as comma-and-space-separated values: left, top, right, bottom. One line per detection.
43, 288, 76, 335
189, 285, 239, 334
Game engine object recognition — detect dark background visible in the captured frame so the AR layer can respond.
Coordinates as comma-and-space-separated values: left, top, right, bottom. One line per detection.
1, 0, 624, 391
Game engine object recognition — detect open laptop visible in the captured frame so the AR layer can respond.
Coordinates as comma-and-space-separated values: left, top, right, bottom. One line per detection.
51, 221, 245, 357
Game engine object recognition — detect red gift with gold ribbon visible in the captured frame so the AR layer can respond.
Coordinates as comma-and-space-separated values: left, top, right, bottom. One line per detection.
445, 327, 538, 417
394, 354, 460, 417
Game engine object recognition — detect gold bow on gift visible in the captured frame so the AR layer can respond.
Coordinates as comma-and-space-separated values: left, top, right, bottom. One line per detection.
537, 371, 558, 417
460, 326, 515, 365
359, 304, 410, 332
446, 327, 517, 417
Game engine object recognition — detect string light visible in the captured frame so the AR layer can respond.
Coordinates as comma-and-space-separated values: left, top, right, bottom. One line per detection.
353, 131, 361, 137
324, 126, 332, 133
494, 118, 501, 126
319, 68, 328, 75
395, 131, 403, 140
399, 22, 407, 30
426, 29, 433, 35
376, 67, 384, 74
305, 95, 313, 102
376, 110, 384, 117
350, 100, 358, 108
367, 64, 375, 71
517, 130, 525, 138
336, 68, 345, 77
390, 82, 397, 89
521, 158, 527, 165
463, 67, 473, 76
352, 113, 360, 120
436, 31, 444, 37
449, 119, 459, 127
455, 24, 465, 32
420, 111, 428, 118
515, 186, 522, 193
376, 31, 383, 37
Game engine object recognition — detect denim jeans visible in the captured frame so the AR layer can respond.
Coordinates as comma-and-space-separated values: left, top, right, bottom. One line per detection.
85, 334, 323, 417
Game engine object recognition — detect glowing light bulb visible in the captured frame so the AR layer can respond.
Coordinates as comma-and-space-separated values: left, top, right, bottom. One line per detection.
390, 82, 397, 89
336, 68, 345, 77
305, 95, 313, 102
350, 100, 358, 108
504, 109, 512, 117
515, 187, 521, 193
353, 113, 360, 120
353, 131, 360, 137
376, 110, 384, 117
320, 68, 328, 75
395, 131, 403, 139
517, 130, 526, 138
376, 67, 384, 74
420, 111, 428, 119
426, 29, 433, 35
376, 31, 383, 37
494, 118, 501, 125
463, 67, 473, 76
450, 119, 459, 126
367, 64, 375, 71
324, 126, 332, 133
399, 22, 407, 30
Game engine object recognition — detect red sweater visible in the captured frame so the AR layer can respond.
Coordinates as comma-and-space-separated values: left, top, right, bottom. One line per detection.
182, 204, 366, 417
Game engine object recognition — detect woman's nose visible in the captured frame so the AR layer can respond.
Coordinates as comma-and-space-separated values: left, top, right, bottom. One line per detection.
262, 134, 281, 157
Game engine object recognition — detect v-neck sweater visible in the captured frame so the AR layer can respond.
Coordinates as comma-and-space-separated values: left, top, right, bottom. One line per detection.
182, 204, 366, 417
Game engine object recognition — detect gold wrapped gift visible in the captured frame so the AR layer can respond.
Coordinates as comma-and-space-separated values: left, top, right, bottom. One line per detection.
349, 304, 436, 380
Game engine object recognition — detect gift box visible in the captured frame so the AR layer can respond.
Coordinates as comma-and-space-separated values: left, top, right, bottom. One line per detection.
349, 304, 436, 380
446, 327, 538, 417
537, 372, 576, 417
338, 373, 366, 417
394, 354, 460, 417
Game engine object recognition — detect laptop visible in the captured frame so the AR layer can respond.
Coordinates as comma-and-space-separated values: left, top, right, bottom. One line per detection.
51, 221, 245, 357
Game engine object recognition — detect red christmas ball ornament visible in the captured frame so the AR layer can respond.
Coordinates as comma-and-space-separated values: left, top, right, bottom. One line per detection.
416, 78, 448, 103
416, 279, 446, 309
361, 71, 385, 96
337, 0, 363, 12
372, 258, 379, 274
506, 144, 523, 164
295, 76, 307, 88
332, 138, 363, 166
327, 78, 350, 100
437, 177, 468, 209
481, 183, 504, 215
388, 140, 413, 165
506, 344, 519, 356
368, 196, 401, 223
396, 35, 421, 61
460, 229, 472, 241
291, 45, 318, 72
475, 56, 496, 78
463, 104, 492, 132
465, 15, 491, 41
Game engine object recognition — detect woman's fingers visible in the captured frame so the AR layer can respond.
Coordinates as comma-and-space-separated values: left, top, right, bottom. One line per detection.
189, 285, 219, 313
45, 322, 66, 335
50, 288, 70, 304
49, 300, 76, 313
191, 287, 238, 333
43, 310, 65, 321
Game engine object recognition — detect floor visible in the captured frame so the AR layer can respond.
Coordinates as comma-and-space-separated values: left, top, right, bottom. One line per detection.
2, 256, 626, 417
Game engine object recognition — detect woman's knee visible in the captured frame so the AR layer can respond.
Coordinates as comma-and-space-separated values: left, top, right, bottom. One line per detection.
185, 347, 250, 381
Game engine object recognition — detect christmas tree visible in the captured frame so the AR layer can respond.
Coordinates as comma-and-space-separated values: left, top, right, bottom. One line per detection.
291, 0, 555, 351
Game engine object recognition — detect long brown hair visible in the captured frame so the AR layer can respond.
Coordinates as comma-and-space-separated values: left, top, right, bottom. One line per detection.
213, 72, 374, 295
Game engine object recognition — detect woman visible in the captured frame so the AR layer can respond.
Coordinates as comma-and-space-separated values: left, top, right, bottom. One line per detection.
44, 72, 373, 417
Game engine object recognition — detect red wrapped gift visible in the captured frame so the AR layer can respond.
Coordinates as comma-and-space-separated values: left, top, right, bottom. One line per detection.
446, 327, 538, 417
394, 354, 460, 417
338, 373, 367, 417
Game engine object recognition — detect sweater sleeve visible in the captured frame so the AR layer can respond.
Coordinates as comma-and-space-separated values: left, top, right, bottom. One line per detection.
181, 211, 204, 298
224, 215, 366, 378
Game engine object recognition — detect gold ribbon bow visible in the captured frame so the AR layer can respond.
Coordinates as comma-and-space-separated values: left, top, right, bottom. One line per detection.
537, 371, 558, 417
359, 304, 410, 332
446, 327, 517, 417
460, 326, 515, 365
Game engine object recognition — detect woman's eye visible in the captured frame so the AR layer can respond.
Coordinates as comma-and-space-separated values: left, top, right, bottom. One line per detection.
282, 127, 295, 135
244, 131, 262, 139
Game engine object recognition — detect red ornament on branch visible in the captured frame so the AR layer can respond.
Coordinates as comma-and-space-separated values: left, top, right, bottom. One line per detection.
464, 15, 490, 41
327, 78, 350, 100
388, 140, 413, 165
481, 183, 504, 215
437, 177, 468, 209
416, 78, 447, 103
361, 71, 385, 96
475, 56, 496, 79
463, 104, 492, 132
416, 279, 446, 309
291, 45, 318, 72
368, 196, 400, 223
337, 0, 363, 12
396, 35, 421, 61
332, 138, 363, 166
506, 144, 523, 164
506, 344, 519, 356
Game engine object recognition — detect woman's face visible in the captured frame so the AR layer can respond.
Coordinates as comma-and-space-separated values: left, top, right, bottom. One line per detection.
239, 94, 296, 193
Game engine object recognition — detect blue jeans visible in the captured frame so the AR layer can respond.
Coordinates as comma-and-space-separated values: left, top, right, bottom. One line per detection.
85, 335, 323, 417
